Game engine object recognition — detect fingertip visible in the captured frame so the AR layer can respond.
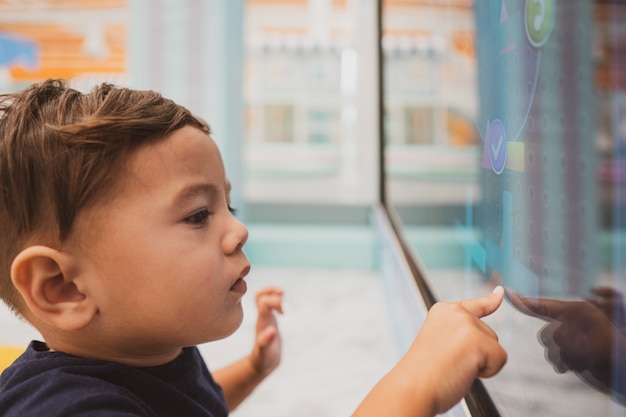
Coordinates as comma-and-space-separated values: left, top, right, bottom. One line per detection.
491, 285, 504, 301
256, 286, 284, 297
490, 286, 505, 313
271, 286, 284, 295
465, 286, 504, 317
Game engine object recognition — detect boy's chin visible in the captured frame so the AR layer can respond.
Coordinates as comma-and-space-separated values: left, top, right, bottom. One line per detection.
203, 313, 244, 343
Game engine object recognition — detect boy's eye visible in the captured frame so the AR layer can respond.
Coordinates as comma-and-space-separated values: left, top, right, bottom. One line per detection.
184, 209, 210, 226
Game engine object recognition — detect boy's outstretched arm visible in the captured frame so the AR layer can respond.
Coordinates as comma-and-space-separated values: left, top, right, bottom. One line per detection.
352, 286, 507, 417
213, 287, 284, 411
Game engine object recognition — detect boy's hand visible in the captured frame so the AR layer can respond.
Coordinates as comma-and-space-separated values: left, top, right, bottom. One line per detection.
213, 287, 284, 411
401, 286, 507, 415
249, 287, 284, 377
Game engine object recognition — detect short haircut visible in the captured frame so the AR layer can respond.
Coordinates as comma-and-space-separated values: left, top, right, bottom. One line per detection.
0, 79, 210, 314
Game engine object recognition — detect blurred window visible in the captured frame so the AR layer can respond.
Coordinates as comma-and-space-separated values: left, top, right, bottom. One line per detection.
243, 0, 379, 205
264, 104, 295, 143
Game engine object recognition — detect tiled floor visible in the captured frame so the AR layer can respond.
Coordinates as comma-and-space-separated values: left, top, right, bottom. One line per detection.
0, 266, 398, 417
200, 266, 398, 417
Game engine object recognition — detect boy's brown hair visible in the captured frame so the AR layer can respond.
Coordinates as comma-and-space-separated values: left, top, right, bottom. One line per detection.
0, 79, 209, 314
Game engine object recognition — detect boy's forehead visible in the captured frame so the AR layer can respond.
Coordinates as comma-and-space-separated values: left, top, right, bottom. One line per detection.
170, 180, 232, 208
117, 127, 227, 195
134, 126, 220, 167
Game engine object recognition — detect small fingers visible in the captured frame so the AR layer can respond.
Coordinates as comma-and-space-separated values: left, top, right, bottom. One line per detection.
255, 286, 284, 298
477, 340, 508, 378
256, 287, 284, 314
459, 286, 504, 318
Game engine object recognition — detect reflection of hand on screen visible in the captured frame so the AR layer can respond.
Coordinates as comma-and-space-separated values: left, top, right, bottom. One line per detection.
504, 288, 626, 403
586, 287, 626, 332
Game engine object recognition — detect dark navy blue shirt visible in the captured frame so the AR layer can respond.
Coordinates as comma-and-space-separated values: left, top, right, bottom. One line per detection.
0, 341, 228, 416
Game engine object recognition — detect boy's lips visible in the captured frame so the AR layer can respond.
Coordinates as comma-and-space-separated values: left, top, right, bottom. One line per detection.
230, 278, 247, 294
230, 265, 250, 293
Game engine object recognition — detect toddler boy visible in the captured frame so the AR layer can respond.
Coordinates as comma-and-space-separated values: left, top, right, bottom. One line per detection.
0, 79, 506, 416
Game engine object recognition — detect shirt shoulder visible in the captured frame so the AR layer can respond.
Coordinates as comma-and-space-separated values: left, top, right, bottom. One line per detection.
0, 342, 153, 417
0, 342, 227, 417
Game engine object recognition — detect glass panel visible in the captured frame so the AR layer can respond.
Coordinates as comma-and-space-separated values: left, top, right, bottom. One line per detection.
382, 0, 626, 415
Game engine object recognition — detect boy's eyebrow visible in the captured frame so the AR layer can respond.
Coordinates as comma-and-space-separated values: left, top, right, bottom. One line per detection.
171, 183, 220, 207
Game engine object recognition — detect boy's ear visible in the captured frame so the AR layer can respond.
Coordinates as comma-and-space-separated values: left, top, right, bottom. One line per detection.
11, 246, 97, 332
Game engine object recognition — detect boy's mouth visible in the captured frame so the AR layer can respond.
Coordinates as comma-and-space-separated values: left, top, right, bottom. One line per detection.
230, 278, 247, 294
230, 265, 250, 293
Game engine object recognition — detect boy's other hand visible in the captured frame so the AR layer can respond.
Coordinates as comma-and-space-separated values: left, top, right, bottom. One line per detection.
250, 287, 284, 377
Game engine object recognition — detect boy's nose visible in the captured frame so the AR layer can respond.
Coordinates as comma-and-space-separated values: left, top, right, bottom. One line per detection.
223, 216, 248, 254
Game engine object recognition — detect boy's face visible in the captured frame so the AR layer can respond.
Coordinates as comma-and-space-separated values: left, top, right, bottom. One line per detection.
69, 126, 249, 361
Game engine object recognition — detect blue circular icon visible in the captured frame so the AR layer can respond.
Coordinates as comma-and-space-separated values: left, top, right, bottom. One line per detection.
489, 119, 507, 175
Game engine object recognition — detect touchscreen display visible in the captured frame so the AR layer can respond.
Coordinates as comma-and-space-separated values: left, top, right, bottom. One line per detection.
383, 1, 626, 415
